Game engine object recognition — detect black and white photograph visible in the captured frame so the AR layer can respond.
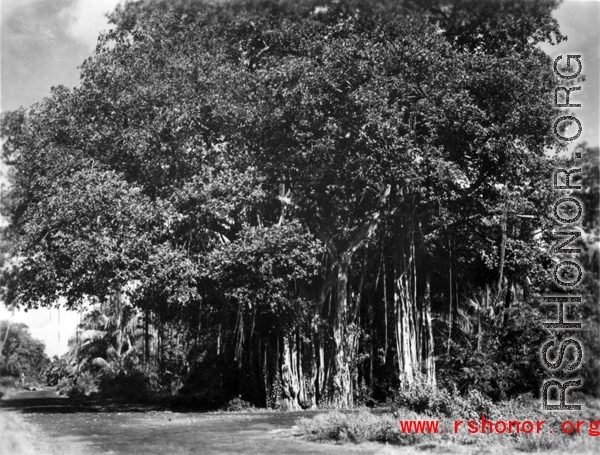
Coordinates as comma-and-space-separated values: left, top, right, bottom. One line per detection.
1, 0, 599, 453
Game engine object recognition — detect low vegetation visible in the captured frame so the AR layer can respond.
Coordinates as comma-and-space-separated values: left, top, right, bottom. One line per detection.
298, 392, 600, 453
218, 397, 255, 412
299, 409, 410, 445
388, 376, 500, 419
0, 411, 37, 454
0, 321, 49, 399
0, 376, 19, 400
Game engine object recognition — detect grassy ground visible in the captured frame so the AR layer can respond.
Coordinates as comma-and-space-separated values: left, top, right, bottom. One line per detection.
0, 376, 46, 400
0, 411, 37, 455
297, 397, 600, 454
3, 387, 599, 454
0, 390, 391, 455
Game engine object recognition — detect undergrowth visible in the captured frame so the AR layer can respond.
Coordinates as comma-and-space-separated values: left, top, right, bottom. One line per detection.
299, 379, 600, 453
299, 409, 422, 445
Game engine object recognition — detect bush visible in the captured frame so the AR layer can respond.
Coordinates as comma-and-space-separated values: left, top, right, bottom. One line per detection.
0, 375, 17, 388
437, 306, 548, 401
452, 389, 500, 420
98, 369, 159, 400
58, 371, 99, 397
300, 393, 600, 452
0, 375, 19, 399
44, 356, 73, 386
353, 378, 376, 408
222, 397, 255, 412
389, 375, 498, 419
266, 371, 284, 409
390, 377, 455, 417
299, 409, 428, 445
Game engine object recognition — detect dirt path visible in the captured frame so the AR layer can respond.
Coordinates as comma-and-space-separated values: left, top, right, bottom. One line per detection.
0, 390, 386, 455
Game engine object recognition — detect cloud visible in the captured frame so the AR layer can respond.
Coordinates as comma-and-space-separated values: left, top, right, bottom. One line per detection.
0, 0, 39, 18
61, 0, 122, 49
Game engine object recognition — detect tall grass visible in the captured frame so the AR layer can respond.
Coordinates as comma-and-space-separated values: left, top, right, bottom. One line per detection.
297, 397, 600, 453
299, 409, 422, 444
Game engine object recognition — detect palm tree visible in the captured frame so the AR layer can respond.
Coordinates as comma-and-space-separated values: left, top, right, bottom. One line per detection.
464, 283, 514, 352
72, 290, 145, 377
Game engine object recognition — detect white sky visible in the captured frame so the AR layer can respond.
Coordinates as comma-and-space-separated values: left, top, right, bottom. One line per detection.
538, 0, 600, 148
0, 0, 120, 358
0, 0, 599, 358
0, 303, 80, 358
1, 0, 122, 111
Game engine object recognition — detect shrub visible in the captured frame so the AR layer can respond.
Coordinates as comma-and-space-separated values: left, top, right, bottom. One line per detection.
437, 306, 549, 401
299, 409, 427, 445
98, 369, 159, 400
0, 375, 17, 388
354, 378, 376, 408
453, 389, 500, 420
514, 431, 569, 453
390, 376, 455, 417
58, 371, 99, 397
44, 356, 73, 386
0, 376, 19, 400
266, 372, 284, 409
389, 375, 498, 419
222, 397, 255, 412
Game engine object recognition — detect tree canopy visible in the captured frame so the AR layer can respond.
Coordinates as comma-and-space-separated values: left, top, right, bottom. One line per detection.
0, 321, 49, 379
2, 0, 595, 406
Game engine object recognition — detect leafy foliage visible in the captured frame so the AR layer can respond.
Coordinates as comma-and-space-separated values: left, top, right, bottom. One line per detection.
437, 305, 548, 401
57, 371, 100, 397
0, 321, 49, 380
299, 409, 407, 444
0, 0, 594, 407
221, 397, 255, 412
389, 374, 498, 419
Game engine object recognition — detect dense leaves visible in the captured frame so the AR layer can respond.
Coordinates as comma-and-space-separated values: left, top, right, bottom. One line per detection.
1, 0, 596, 405
0, 321, 49, 380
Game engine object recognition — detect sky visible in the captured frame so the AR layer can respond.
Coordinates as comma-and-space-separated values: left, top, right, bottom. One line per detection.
0, 0, 599, 358
538, 0, 600, 149
1, 0, 122, 111
0, 304, 80, 359
0, 0, 121, 358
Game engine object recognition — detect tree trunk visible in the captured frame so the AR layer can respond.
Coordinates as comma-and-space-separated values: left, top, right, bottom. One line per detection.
144, 307, 150, 368
279, 335, 301, 410
369, 303, 374, 388
447, 243, 453, 358
394, 227, 417, 387
318, 328, 327, 403
497, 199, 508, 301
296, 326, 306, 405
330, 256, 352, 408
421, 270, 435, 383
394, 220, 435, 386
477, 309, 482, 353
309, 320, 319, 408
382, 258, 388, 366
502, 278, 513, 326
317, 184, 389, 407
0, 306, 15, 363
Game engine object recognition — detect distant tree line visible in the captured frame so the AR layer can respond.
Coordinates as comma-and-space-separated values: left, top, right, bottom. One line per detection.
1, 0, 597, 407
0, 321, 49, 382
